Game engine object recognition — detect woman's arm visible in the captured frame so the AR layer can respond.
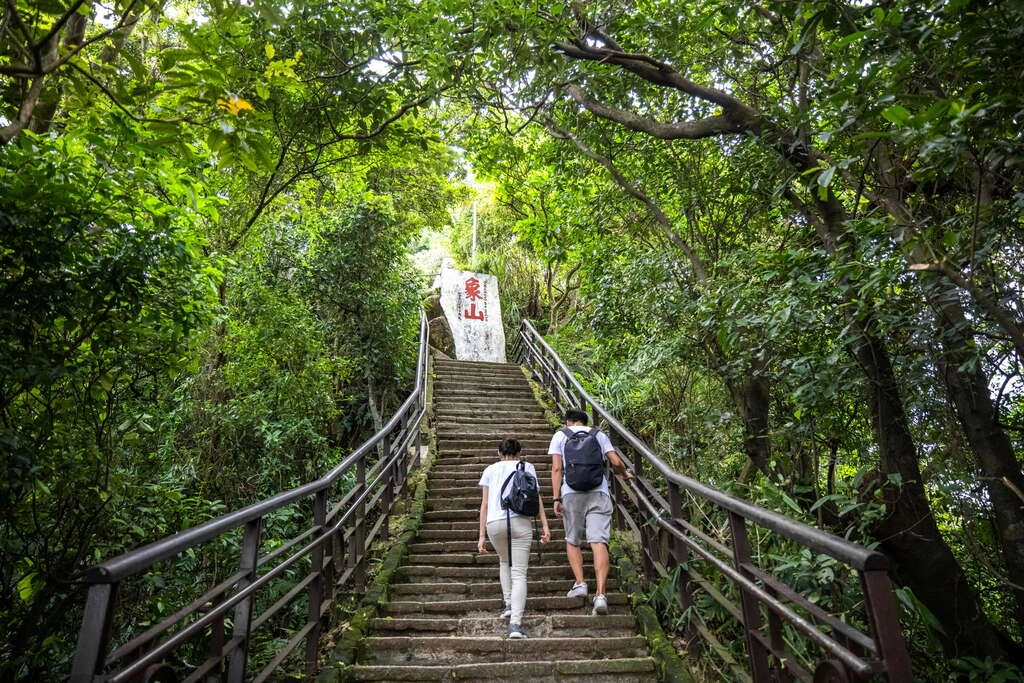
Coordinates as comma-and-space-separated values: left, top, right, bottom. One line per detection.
477, 485, 489, 553
537, 493, 551, 543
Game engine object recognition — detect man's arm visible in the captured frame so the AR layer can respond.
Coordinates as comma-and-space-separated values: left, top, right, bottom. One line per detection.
550, 452, 564, 517
606, 449, 636, 480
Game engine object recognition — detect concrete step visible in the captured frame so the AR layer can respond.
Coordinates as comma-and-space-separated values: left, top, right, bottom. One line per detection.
416, 528, 565, 542
433, 381, 535, 394
395, 565, 576, 582
371, 613, 638, 637
403, 550, 592, 568
434, 362, 526, 373
437, 438, 553, 449
389, 578, 594, 599
407, 540, 573, 555
342, 658, 658, 682
380, 593, 627, 617
436, 424, 554, 437
435, 405, 545, 417
362, 635, 648, 666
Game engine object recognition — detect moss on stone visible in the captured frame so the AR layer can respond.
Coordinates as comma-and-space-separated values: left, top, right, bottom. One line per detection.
610, 532, 696, 683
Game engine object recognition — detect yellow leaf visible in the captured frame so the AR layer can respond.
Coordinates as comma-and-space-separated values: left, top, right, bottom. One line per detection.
216, 97, 254, 116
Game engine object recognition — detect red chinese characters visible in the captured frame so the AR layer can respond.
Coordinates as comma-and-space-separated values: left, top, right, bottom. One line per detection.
463, 277, 485, 320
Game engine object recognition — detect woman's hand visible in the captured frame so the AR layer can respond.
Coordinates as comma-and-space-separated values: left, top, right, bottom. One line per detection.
540, 526, 551, 544
477, 537, 488, 554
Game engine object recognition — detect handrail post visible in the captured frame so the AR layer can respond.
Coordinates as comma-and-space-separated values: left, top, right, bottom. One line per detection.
353, 458, 367, 591
667, 483, 693, 617
305, 491, 328, 677
861, 569, 913, 681
728, 511, 772, 683
70, 582, 118, 682
227, 518, 262, 683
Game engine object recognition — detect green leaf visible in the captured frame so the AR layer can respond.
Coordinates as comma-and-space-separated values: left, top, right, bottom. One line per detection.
881, 105, 912, 125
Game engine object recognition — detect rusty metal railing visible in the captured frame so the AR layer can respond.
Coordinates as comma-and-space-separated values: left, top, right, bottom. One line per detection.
518, 319, 912, 682
70, 312, 430, 682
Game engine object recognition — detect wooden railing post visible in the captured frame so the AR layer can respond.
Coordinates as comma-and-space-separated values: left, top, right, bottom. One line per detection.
305, 491, 328, 676
70, 582, 118, 682
352, 458, 367, 591
227, 519, 262, 683
862, 569, 913, 681
728, 511, 772, 683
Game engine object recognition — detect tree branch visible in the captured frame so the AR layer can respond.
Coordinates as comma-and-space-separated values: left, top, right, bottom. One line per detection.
565, 84, 744, 139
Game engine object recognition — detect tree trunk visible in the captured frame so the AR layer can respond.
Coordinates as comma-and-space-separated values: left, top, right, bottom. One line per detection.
852, 324, 1007, 660
726, 374, 772, 479
924, 277, 1024, 629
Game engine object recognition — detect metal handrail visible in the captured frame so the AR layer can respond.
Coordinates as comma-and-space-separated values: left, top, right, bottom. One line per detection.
70, 311, 431, 682
518, 319, 912, 682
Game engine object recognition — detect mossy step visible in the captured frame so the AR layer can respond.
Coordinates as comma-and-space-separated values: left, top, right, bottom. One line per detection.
371, 613, 638, 637
380, 593, 627, 616
389, 578, 607, 599
394, 565, 575, 581
337, 656, 658, 681
361, 635, 648, 666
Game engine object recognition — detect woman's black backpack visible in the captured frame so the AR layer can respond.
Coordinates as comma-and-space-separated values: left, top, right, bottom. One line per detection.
500, 461, 540, 517
498, 461, 540, 567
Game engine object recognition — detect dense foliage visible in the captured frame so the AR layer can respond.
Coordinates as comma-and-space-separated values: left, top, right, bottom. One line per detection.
2, 0, 1022, 679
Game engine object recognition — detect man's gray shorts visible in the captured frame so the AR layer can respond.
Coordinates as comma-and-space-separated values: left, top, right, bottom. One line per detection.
562, 490, 613, 546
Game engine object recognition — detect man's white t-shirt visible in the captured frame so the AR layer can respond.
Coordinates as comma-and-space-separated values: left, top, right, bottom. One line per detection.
548, 427, 615, 497
479, 460, 540, 524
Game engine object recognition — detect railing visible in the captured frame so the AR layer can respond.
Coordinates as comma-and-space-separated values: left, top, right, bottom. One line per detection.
70, 312, 431, 682
518, 319, 912, 682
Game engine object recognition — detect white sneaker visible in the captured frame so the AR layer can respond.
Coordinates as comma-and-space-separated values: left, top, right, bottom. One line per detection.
507, 623, 527, 639
499, 604, 512, 618
566, 582, 588, 598
592, 594, 608, 615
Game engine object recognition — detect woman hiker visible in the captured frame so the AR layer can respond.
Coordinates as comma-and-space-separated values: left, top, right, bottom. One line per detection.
477, 438, 551, 639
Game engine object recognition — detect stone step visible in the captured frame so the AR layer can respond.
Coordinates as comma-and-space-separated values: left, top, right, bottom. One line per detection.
434, 359, 525, 372
435, 411, 547, 423
380, 593, 627, 617
395, 565, 576, 581
433, 381, 535, 394
361, 635, 648, 666
438, 439, 553, 452
389, 578, 594, 599
407, 540, 572, 555
417, 528, 565, 542
371, 613, 638, 637
436, 424, 554, 436
342, 658, 658, 682
403, 551, 591, 568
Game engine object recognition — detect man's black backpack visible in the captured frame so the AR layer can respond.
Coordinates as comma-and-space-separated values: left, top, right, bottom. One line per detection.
561, 426, 606, 491
499, 461, 540, 567
500, 461, 540, 517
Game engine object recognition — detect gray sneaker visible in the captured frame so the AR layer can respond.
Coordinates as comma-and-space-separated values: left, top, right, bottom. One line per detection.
566, 582, 588, 598
507, 623, 527, 639
499, 603, 512, 619
592, 594, 609, 615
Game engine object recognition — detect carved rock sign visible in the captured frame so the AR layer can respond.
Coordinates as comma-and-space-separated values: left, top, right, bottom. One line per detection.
438, 267, 506, 362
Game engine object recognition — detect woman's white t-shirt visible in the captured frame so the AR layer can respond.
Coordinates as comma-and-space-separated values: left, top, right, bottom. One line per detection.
479, 459, 539, 524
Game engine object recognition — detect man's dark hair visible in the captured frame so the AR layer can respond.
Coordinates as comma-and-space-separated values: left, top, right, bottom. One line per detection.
564, 409, 589, 425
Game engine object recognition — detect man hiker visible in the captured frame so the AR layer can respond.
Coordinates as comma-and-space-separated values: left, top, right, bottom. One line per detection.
549, 409, 635, 615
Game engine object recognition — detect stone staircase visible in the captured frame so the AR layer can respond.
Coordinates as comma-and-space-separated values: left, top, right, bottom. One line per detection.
343, 358, 659, 681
